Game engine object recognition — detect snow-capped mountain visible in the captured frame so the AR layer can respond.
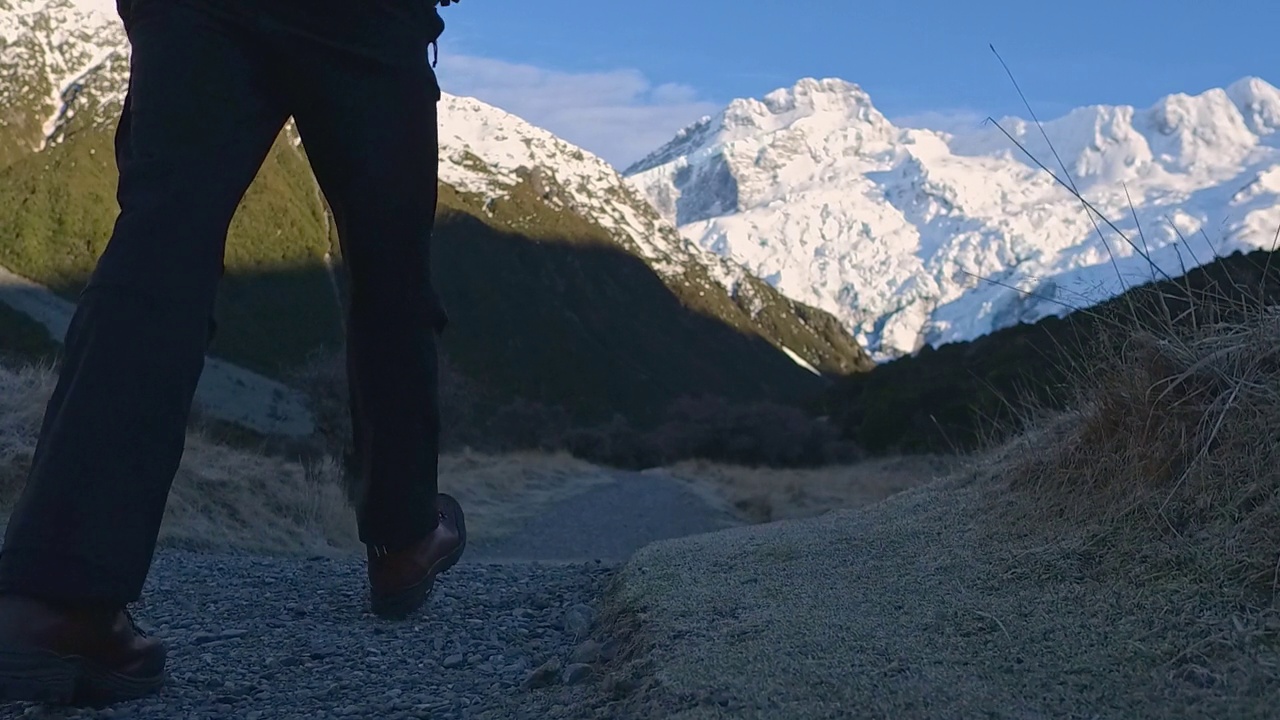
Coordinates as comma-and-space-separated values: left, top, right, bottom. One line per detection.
437, 93, 810, 316
626, 77, 1280, 359
0, 0, 870, 383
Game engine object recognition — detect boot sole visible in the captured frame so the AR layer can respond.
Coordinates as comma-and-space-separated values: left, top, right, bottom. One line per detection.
0, 648, 165, 707
371, 497, 468, 621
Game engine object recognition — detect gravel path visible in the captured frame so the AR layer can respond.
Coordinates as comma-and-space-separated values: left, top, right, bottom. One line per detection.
0, 551, 617, 720
0, 472, 746, 719
469, 472, 741, 563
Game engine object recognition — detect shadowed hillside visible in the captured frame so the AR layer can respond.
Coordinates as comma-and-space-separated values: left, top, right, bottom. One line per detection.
0, 124, 871, 446
0, 300, 59, 367
425, 185, 839, 427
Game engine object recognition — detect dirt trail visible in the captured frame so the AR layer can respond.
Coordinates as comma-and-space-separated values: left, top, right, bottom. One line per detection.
0, 263, 315, 437
466, 471, 743, 563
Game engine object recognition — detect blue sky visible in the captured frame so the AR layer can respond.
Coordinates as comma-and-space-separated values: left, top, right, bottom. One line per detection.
433, 0, 1278, 169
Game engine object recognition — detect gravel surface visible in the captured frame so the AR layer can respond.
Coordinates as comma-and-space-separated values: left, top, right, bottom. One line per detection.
469, 473, 741, 563
0, 551, 619, 719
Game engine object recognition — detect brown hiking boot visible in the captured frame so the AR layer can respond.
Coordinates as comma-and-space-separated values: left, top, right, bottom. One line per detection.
367, 493, 467, 620
0, 595, 166, 706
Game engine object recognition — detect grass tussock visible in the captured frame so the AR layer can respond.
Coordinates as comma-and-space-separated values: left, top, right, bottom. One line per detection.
1006, 293, 1280, 606
984, 279, 1280, 712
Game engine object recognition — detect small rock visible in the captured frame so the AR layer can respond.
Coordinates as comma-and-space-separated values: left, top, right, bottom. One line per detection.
604, 675, 636, 699
442, 654, 465, 669
570, 640, 601, 664
561, 604, 596, 636
599, 638, 621, 662
309, 645, 336, 661
191, 630, 247, 645
522, 659, 562, 690
562, 663, 593, 685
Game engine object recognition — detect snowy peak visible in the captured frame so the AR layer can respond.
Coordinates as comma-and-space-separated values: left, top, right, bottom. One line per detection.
1226, 76, 1280, 138
953, 79, 1280, 184
729, 77, 886, 136
626, 75, 1280, 360
1137, 86, 1258, 171
625, 78, 904, 228
625, 77, 891, 176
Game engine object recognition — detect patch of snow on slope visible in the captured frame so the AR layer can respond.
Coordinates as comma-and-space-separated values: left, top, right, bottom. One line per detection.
0, 0, 126, 145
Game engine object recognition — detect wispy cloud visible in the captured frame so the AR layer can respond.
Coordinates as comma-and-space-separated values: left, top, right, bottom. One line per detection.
434, 55, 721, 169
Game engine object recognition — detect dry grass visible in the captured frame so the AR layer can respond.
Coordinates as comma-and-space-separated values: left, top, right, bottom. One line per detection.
974, 283, 1280, 710
657, 454, 959, 523
1003, 297, 1280, 606
0, 358, 360, 556
0, 359, 614, 554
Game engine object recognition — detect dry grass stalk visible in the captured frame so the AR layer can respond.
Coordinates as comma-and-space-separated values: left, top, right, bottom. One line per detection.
1004, 286, 1280, 608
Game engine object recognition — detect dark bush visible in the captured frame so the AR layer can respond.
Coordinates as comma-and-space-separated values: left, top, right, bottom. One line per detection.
287, 345, 856, 470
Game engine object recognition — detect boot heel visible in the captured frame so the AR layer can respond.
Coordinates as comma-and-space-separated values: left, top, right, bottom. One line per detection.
0, 649, 81, 704
79, 660, 166, 707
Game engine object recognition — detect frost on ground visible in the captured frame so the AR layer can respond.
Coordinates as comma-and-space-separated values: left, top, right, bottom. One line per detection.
575, 291, 1280, 720
0, 360, 624, 555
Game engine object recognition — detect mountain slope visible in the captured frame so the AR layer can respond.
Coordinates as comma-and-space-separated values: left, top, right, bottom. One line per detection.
0, 0, 870, 431
626, 76, 1280, 359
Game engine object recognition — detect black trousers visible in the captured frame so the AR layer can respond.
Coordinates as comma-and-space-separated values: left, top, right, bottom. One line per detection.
0, 0, 449, 606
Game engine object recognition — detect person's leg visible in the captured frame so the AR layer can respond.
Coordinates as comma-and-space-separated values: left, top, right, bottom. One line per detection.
283, 30, 448, 554
0, 0, 289, 608
277, 11, 463, 619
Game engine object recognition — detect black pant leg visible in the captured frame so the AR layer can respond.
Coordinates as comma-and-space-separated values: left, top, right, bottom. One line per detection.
279, 23, 447, 554
0, 1, 289, 606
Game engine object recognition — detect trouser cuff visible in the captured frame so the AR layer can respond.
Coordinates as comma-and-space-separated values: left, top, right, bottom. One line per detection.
0, 547, 138, 608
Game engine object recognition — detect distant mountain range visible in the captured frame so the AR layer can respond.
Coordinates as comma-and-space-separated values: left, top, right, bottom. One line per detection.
5, 0, 1278, 432
626, 76, 1280, 359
